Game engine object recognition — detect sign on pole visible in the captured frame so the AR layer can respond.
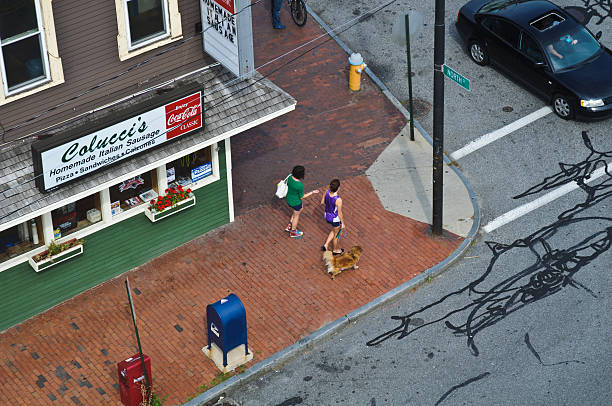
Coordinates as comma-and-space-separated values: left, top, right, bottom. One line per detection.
443, 64, 471, 91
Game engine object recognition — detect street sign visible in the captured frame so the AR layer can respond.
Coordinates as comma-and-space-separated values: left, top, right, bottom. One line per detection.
443, 64, 470, 91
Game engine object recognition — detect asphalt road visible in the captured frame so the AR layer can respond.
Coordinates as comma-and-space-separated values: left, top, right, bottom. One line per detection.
219, 1, 612, 404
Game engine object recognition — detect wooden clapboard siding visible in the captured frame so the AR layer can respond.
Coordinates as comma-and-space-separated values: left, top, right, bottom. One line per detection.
0, 151, 229, 332
0, 0, 212, 143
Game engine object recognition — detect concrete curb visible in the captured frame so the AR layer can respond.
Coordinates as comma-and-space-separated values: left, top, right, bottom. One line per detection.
183, 7, 481, 405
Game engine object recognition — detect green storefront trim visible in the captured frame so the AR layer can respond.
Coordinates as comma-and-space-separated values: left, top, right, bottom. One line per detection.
0, 151, 230, 332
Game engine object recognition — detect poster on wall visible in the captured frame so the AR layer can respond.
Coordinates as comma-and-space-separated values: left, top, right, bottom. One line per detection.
191, 162, 212, 182
111, 201, 122, 216
32, 92, 203, 192
167, 167, 176, 183
201, 0, 253, 77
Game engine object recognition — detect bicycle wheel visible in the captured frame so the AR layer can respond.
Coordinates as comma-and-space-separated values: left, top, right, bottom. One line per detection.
291, 0, 307, 26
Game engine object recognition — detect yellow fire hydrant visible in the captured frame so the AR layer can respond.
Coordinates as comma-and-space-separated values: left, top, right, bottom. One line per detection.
348, 53, 366, 91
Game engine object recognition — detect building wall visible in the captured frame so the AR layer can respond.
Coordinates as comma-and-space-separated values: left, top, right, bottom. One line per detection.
0, 146, 229, 332
0, 0, 213, 144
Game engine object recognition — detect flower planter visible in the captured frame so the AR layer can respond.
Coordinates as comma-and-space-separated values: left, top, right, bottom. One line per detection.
28, 240, 84, 272
144, 195, 196, 222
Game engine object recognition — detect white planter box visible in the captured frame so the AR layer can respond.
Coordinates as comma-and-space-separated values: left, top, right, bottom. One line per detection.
28, 243, 84, 272
144, 195, 196, 222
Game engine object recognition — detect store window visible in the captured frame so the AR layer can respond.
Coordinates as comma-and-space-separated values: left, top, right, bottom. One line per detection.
0, 0, 63, 104
51, 194, 101, 238
166, 146, 212, 188
115, 0, 182, 60
0, 218, 44, 262
109, 171, 158, 215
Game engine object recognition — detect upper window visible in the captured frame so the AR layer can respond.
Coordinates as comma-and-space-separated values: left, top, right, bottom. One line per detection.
0, 0, 63, 105
125, 0, 169, 48
0, 0, 49, 95
115, 0, 182, 61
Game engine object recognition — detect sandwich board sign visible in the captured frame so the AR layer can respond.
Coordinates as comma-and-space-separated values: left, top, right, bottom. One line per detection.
201, 0, 254, 78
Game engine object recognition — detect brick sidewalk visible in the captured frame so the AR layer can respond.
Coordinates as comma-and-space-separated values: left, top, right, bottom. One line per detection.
0, 177, 460, 405
0, 3, 463, 405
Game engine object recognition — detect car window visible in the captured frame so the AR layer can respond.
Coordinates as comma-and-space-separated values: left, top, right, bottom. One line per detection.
482, 17, 520, 47
544, 26, 602, 71
520, 33, 545, 62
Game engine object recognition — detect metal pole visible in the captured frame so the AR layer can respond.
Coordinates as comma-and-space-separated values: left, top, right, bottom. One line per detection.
405, 14, 415, 141
125, 278, 151, 403
432, 0, 445, 235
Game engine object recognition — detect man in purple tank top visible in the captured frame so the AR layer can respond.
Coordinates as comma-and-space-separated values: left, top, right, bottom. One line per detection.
320, 179, 345, 255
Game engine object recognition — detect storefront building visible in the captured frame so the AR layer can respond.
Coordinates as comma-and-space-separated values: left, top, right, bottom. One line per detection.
0, 0, 294, 330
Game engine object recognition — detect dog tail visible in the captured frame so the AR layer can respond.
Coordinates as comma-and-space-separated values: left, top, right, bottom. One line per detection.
322, 250, 335, 273
323, 250, 333, 262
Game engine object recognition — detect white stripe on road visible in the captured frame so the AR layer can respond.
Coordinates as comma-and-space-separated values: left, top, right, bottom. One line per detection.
450, 106, 553, 161
483, 165, 609, 233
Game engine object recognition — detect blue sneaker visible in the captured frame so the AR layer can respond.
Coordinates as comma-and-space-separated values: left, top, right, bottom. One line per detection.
273, 24, 286, 30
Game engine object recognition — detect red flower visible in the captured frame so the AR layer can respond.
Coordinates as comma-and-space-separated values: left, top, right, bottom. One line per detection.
150, 200, 155, 204
186, 188, 192, 194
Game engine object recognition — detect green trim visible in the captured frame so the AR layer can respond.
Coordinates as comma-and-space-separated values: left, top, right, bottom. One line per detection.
0, 150, 230, 332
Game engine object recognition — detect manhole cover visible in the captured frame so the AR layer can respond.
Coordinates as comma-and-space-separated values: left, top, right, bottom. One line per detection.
502, 106, 513, 112
404, 98, 431, 117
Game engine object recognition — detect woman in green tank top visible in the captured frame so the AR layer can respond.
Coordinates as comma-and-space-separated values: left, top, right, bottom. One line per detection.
285, 165, 319, 238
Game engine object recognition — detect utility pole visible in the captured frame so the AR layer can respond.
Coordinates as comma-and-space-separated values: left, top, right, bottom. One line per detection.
432, 0, 445, 235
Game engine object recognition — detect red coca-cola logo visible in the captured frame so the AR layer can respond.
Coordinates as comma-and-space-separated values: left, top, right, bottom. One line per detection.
165, 92, 202, 140
167, 106, 199, 127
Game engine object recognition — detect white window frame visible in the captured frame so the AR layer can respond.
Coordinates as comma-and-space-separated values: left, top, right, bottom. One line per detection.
0, 0, 63, 105
115, 0, 182, 61
123, 0, 170, 50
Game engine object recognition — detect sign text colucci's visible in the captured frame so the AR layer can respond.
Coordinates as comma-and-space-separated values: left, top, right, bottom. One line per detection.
34, 92, 202, 191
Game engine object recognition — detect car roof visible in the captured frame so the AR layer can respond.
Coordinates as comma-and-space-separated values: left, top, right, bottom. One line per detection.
478, 0, 581, 40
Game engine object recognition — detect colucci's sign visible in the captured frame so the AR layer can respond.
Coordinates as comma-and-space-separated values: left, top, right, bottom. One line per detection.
33, 92, 202, 191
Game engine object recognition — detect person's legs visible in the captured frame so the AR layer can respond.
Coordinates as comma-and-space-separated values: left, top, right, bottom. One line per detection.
331, 225, 341, 253
272, 0, 284, 29
323, 229, 335, 251
291, 209, 301, 230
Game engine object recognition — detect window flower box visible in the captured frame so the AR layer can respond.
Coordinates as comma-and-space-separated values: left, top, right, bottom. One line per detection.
29, 238, 84, 272
144, 186, 195, 222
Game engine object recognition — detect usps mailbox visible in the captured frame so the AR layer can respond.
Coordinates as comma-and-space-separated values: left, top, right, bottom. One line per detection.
204, 293, 253, 371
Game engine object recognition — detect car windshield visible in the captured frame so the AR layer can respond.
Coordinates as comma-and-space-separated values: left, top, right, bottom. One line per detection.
544, 26, 601, 71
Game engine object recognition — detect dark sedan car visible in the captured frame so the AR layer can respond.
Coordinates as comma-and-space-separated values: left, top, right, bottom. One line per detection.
456, 0, 612, 120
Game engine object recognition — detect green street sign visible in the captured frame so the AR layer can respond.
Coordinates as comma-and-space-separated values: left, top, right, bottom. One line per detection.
443, 64, 470, 91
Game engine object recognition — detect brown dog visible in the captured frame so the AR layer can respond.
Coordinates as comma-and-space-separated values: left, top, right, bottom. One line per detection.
323, 246, 363, 279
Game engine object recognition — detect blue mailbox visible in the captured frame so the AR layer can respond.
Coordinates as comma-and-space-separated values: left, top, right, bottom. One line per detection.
206, 293, 249, 367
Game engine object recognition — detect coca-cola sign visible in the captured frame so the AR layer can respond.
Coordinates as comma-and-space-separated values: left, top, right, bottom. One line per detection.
165, 93, 202, 139
32, 92, 203, 192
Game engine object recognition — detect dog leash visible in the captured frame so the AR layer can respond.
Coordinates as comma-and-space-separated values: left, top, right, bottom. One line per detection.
336, 228, 346, 241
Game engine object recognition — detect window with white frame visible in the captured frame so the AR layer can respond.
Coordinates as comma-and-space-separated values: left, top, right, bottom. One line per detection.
125, 0, 169, 48
115, 0, 182, 61
0, 0, 50, 95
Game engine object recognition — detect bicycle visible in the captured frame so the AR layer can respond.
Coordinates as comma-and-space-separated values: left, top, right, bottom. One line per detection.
288, 0, 307, 26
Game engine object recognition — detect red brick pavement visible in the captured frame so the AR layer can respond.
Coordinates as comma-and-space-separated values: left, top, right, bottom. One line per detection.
231, 1, 406, 214
0, 3, 463, 405
0, 177, 460, 405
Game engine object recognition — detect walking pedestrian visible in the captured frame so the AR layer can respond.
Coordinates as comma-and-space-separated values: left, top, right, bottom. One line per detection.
271, 0, 285, 29
321, 179, 345, 255
285, 165, 319, 238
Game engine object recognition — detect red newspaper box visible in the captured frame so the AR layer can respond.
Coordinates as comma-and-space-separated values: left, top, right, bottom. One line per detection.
117, 354, 152, 406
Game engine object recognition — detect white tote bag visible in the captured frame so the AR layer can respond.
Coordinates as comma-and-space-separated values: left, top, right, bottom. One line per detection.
275, 174, 290, 198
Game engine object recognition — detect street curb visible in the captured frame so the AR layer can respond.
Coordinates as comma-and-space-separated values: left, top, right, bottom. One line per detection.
183, 7, 481, 406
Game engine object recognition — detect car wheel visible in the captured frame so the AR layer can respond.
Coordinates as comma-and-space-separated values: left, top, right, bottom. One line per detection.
469, 40, 488, 66
552, 94, 574, 120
